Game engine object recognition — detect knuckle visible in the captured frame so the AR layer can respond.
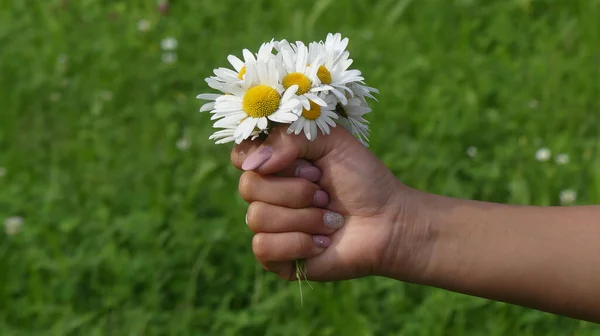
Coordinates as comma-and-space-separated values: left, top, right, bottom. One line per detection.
252, 233, 269, 261
238, 172, 257, 201
295, 232, 309, 256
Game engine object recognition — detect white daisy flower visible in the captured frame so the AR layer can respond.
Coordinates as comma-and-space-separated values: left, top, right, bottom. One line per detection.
4, 216, 23, 236
208, 60, 300, 144
334, 97, 371, 146
287, 95, 338, 141
307, 33, 366, 105
176, 136, 191, 150
535, 147, 551, 162
559, 189, 577, 205
161, 37, 178, 51
209, 42, 277, 92
277, 40, 327, 111
196, 42, 277, 113
466, 146, 478, 158
137, 19, 151, 32
555, 153, 569, 165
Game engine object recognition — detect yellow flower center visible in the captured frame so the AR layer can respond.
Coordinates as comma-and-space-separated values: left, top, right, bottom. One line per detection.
282, 72, 311, 95
334, 103, 347, 118
242, 85, 281, 118
302, 100, 322, 120
317, 65, 332, 84
237, 66, 246, 80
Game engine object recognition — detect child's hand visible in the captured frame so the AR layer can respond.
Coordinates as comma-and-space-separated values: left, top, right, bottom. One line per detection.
231, 126, 430, 282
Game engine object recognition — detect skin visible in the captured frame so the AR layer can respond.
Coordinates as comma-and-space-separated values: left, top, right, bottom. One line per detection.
231, 125, 600, 324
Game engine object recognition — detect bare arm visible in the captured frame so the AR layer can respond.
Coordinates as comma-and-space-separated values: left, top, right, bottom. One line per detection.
389, 190, 600, 323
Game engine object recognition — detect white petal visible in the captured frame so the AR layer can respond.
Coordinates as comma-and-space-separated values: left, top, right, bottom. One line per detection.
269, 110, 298, 123
280, 99, 300, 112
306, 94, 326, 106
303, 120, 312, 140
286, 123, 296, 134
317, 118, 329, 134
235, 117, 258, 142
330, 88, 348, 105
257, 117, 268, 130
310, 121, 317, 141
255, 61, 269, 84
242, 49, 256, 63
199, 102, 215, 112
281, 85, 298, 102
300, 97, 310, 110
293, 119, 304, 135
215, 95, 241, 103
228, 55, 245, 72
196, 93, 221, 100
268, 59, 280, 87
214, 68, 239, 79
213, 114, 245, 127
295, 41, 307, 73
282, 49, 295, 72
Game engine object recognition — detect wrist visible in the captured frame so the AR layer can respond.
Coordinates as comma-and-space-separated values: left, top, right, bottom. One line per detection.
375, 185, 441, 283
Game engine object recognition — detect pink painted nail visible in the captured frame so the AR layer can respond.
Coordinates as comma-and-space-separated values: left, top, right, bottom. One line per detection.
241, 147, 272, 171
312, 190, 329, 207
312, 235, 331, 248
296, 166, 322, 182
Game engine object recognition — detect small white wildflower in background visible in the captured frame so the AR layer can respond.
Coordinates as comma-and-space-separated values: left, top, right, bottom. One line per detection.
161, 52, 177, 64
161, 37, 178, 51
466, 146, 478, 158
528, 99, 539, 109
49, 92, 61, 102
559, 189, 577, 205
176, 137, 191, 150
555, 153, 569, 165
4, 216, 23, 236
0, 167, 6, 177
99, 90, 113, 101
535, 147, 551, 162
137, 19, 151, 32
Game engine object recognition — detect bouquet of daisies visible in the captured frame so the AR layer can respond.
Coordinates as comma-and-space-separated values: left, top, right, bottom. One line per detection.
196, 33, 378, 146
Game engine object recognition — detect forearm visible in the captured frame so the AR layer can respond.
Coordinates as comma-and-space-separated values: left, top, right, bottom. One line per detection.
397, 190, 600, 322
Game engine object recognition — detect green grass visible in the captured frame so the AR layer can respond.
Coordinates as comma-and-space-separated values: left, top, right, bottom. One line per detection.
1, 0, 600, 334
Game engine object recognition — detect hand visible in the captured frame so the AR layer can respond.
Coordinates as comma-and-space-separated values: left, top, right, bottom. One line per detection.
231, 125, 431, 282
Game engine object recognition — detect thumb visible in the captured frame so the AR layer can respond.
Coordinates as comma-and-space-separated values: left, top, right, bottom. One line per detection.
240, 124, 354, 175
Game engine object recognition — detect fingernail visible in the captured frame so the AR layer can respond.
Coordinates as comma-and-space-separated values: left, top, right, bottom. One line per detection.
312, 190, 329, 207
312, 235, 331, 248
296, 166, 322, 182
241, 146, 272, 171
245, 213, 248, 225
323, 211, 344, 229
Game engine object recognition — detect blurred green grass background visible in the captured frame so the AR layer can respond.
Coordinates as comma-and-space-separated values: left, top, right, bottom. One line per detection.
1, 0, 600, 334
